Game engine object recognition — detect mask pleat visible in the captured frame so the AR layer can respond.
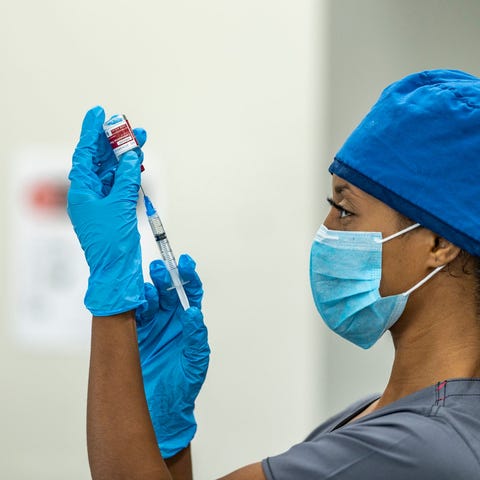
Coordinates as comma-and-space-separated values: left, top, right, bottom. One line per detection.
310, 242, 382, 280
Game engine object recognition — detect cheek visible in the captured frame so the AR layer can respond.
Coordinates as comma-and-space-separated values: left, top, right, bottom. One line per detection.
379, 242, 423, 296
323, 211, 336, 230
324, 208, 343, 230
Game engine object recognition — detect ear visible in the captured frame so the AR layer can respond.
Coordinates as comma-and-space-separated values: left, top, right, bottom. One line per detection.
427, 236, 461, 268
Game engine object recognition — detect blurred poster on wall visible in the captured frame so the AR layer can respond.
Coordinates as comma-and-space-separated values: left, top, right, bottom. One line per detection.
7, 146, 91, 352
7, 146, 165, 353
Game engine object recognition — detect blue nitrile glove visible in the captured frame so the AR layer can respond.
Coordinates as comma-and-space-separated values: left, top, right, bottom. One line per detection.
136, 254, 210, 458
79, 108, 147, 197
67, 106, 147, 316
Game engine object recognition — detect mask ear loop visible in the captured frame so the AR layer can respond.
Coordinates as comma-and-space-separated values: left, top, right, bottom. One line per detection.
374, 223, 421, 244
373, 222, 444, 296
402, 264, 446, 297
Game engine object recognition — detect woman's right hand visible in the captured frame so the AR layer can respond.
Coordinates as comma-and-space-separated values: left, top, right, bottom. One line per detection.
67, 106, 147, 316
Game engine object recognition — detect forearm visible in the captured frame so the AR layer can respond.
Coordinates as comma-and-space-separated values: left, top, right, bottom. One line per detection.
166, 446, 193, 480
87, 311, 171, 480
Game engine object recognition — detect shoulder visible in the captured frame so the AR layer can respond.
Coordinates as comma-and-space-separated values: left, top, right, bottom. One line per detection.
263, 388, 480, 480
304, 393, 380, 440
263, 415, 478, 480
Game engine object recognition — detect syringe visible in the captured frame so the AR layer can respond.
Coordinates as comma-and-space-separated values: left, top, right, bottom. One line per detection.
142, 192, 190, 311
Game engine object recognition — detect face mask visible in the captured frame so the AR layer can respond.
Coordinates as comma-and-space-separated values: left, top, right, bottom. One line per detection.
309, 224, 444, 349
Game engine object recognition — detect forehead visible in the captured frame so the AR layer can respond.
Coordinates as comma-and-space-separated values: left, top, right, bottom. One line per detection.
331, 174, 396, 211
332, 175, 366, 198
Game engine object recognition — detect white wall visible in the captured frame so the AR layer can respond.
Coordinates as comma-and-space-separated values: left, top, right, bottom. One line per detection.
1, 1, 328, 478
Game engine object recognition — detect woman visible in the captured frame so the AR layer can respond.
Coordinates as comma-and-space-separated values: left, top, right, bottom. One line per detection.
67, 69, 480, 479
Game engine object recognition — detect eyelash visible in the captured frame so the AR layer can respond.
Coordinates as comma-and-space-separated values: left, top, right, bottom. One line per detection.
326, 197, 353, 218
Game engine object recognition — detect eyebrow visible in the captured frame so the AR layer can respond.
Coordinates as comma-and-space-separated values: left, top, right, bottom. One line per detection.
334, 183, 353, 195
332, 183, 360, 208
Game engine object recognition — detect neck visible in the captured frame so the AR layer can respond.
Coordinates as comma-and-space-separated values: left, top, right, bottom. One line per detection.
378, 275, 480, 408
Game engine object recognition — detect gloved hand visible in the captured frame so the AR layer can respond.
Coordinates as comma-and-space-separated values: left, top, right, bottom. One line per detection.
79, 108, 147, 197
67, 106, 147, 315
136, 254, 210, 458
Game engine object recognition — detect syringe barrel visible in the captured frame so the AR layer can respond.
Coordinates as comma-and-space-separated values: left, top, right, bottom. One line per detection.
155, 238, 177, 272
144, 201, 189, 310
147, 213, 178, 271
147, 212, 166, 237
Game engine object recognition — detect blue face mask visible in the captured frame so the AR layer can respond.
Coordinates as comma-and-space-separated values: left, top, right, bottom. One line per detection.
309, 224, 445, 349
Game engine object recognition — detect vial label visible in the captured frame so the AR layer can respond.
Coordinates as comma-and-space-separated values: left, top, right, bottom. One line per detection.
103, 114, 139, 158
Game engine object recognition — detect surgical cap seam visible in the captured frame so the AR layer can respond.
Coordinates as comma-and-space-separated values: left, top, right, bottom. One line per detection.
418, 71, 478, 109
432, 83, 479, 109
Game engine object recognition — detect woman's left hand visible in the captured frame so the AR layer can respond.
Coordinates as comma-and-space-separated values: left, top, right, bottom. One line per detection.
136, 254, 210, 459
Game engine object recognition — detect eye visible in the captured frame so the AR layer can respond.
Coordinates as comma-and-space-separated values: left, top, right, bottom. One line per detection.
326, 197, 353, 219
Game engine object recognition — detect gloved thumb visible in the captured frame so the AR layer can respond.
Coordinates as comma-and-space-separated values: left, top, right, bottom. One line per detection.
182, 307, 210, 380
135, 283, 159, 326
111, 149, 142, 197
70, 106, 106, 190
74, 106, 105, 160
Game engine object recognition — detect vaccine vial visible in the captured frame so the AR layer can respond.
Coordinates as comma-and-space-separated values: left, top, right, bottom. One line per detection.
103, 114, 138, 158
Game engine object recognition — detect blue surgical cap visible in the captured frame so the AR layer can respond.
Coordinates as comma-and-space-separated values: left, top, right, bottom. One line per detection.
330, 69, 480, 256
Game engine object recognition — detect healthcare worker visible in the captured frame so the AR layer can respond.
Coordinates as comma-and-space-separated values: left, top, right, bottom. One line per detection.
68, 69, 480, 480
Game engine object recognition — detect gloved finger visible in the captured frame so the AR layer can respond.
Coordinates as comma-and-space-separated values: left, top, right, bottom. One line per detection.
69, 106, 105, 193
72, 106, 105, 168
94, 132, 119, 193
131, 129, 146, 174
68, 167, 104, 198
135, 282, 159, 326
178, 254, 203, 308
75, 105, 105, 152
133, 128, 147, 148
149, 260, 180, 311
100, 170, 116, 196
67, 160, 106, 203
66, 186, 100, 213
181, 307, 210, 379
110, 149, 142, 198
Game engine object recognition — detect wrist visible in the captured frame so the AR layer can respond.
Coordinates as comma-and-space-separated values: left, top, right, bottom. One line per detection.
86, 272, 146, 316
85, 244, 146, 316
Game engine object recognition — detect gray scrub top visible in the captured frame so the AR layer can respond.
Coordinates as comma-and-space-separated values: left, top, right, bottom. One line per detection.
262, 379, 480, 479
